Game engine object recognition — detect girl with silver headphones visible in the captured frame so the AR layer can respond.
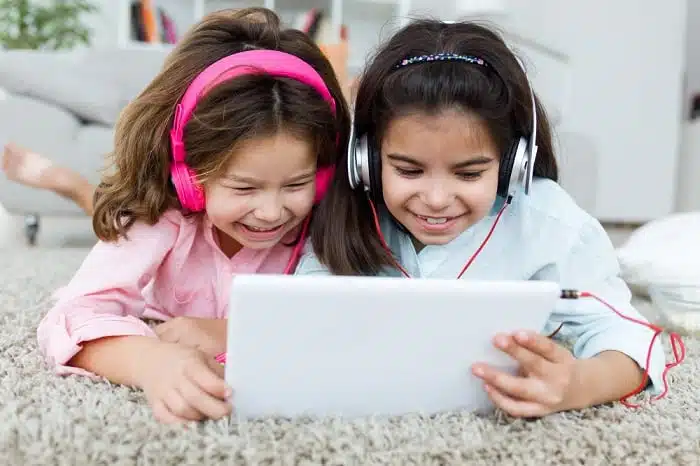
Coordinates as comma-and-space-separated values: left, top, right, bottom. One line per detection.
297, 19, 678, 418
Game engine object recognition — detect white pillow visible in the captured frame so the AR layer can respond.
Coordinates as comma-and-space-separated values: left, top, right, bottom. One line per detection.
616, 212, 700, 329
617, 212, 700, 291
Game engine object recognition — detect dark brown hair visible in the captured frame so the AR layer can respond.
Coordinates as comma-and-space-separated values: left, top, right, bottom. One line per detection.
93, 7, 350, 241
311, 19, 558, 275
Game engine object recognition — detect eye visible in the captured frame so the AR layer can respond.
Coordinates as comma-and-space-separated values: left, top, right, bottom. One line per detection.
457, 171, 484, 181
231, 186, 255, 193
394, 166, 422, 178
286, 180, 312, 189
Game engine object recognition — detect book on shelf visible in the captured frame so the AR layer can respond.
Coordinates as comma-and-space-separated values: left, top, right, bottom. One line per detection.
293, 8, 347, 45
130, 0, 178, 45
129, 3, 348, 50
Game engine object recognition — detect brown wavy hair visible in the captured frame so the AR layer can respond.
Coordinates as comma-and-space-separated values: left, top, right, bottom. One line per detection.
310, 19, 558, 275
92, 7, 350, 241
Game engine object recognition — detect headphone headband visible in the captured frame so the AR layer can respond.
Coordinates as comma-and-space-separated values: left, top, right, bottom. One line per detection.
392, 52, 537, 195
171, 49, 337, 163
169, 49, 338, 213
348, 48, 539, 199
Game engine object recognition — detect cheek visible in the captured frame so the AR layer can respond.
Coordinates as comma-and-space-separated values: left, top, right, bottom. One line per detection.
460, 173, 500, 211
286, 187, 317, 216
205, 188, 248, 220
381, 170, 413, 207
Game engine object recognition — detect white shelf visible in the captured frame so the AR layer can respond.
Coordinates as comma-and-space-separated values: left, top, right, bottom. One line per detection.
116, 0, 423, 71
117, 0, 273, 50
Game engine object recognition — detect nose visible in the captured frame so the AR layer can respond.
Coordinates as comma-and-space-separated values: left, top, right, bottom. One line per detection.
422, 181, 452, 211
253, 193, 284, 224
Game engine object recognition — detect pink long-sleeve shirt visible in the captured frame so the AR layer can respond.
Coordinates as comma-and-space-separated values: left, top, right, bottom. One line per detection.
36, 209, 294, 378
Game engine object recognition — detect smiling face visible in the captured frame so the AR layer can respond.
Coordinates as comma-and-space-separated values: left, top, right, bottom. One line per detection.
380, 109, 500, 248
204, 131, 317, 256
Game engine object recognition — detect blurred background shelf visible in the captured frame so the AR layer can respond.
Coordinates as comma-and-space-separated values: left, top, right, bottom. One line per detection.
114, 0, 420, 77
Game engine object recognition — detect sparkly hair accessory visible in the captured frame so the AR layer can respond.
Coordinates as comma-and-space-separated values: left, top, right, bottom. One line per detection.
394, 53, 488, 70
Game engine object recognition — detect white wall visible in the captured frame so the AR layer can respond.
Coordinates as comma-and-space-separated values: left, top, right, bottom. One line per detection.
675, 2, 700, 211
686, 1, 700, 113
81, 1, 120, 49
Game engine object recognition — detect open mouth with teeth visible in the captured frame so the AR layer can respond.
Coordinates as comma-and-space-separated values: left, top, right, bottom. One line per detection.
418, 216, 449, 224
411, 212, 464, 232
415, 214, 455, 224
241, 224, 284, 233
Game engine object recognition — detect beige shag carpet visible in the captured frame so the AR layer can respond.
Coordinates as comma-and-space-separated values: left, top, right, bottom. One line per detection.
1, 248, 698, 465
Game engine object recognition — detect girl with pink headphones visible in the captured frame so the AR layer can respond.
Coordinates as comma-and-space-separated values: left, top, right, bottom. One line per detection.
36, 8, 349, 424
297, 19, 683, 417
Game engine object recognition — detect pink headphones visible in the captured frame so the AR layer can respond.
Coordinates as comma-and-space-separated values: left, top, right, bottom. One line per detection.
169, 49, 337, 212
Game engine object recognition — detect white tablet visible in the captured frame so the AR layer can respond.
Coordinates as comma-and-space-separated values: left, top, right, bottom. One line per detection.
225, 274, 560, 420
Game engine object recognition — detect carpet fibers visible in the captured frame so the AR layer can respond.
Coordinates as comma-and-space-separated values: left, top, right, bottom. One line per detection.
1, 248, 698, 465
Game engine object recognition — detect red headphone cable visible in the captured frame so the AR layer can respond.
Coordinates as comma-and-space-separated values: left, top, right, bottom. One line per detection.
367, 196, 685, 407
559, 290, 685, 407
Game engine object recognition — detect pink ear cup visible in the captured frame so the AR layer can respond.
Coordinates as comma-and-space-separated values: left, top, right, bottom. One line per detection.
171, 161, 205, 211
313, 165, 334, 204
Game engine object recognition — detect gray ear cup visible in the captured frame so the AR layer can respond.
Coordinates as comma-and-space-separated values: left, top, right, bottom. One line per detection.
524, 130, 537, 194
357, 134, 372, 191
347, 123, 361, 189
366, 135, 383, 202
497, 139, 518, 198
500, 136, 529, 199
501, 55, 538, 198
347, 122, 373, 193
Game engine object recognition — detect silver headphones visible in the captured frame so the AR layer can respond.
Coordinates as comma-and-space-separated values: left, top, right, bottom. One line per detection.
347, 52, 538, 201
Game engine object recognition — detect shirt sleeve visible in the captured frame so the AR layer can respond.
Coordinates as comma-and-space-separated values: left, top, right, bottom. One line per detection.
536, 218, 667, 395
36, 215, 179, 378
293, 241, 332, 276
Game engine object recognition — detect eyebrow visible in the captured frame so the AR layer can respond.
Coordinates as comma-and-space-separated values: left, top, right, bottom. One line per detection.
386, 153, 494, 169
226, 170, 316, 185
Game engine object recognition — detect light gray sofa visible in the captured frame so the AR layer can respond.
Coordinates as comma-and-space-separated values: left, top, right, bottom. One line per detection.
0, 47, 170, 243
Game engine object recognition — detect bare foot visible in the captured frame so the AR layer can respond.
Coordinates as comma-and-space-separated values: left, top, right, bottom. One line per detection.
1, 142, 96, 216
1, 143, 55, 189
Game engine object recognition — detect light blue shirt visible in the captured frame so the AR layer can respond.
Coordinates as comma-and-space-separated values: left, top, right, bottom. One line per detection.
296, 178, 666, 393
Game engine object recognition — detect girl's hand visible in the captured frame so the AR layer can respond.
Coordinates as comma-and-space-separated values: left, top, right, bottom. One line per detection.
155, 317, 227, 358
471, 330, 583, 418
137, 341, 233, 424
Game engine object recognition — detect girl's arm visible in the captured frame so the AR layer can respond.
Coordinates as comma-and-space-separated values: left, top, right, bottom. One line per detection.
570, 350, 648, 409
537, 219, 666, 403
37, 213, 180, 379
68, 335, 162, 387
68, 334, 232, 423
